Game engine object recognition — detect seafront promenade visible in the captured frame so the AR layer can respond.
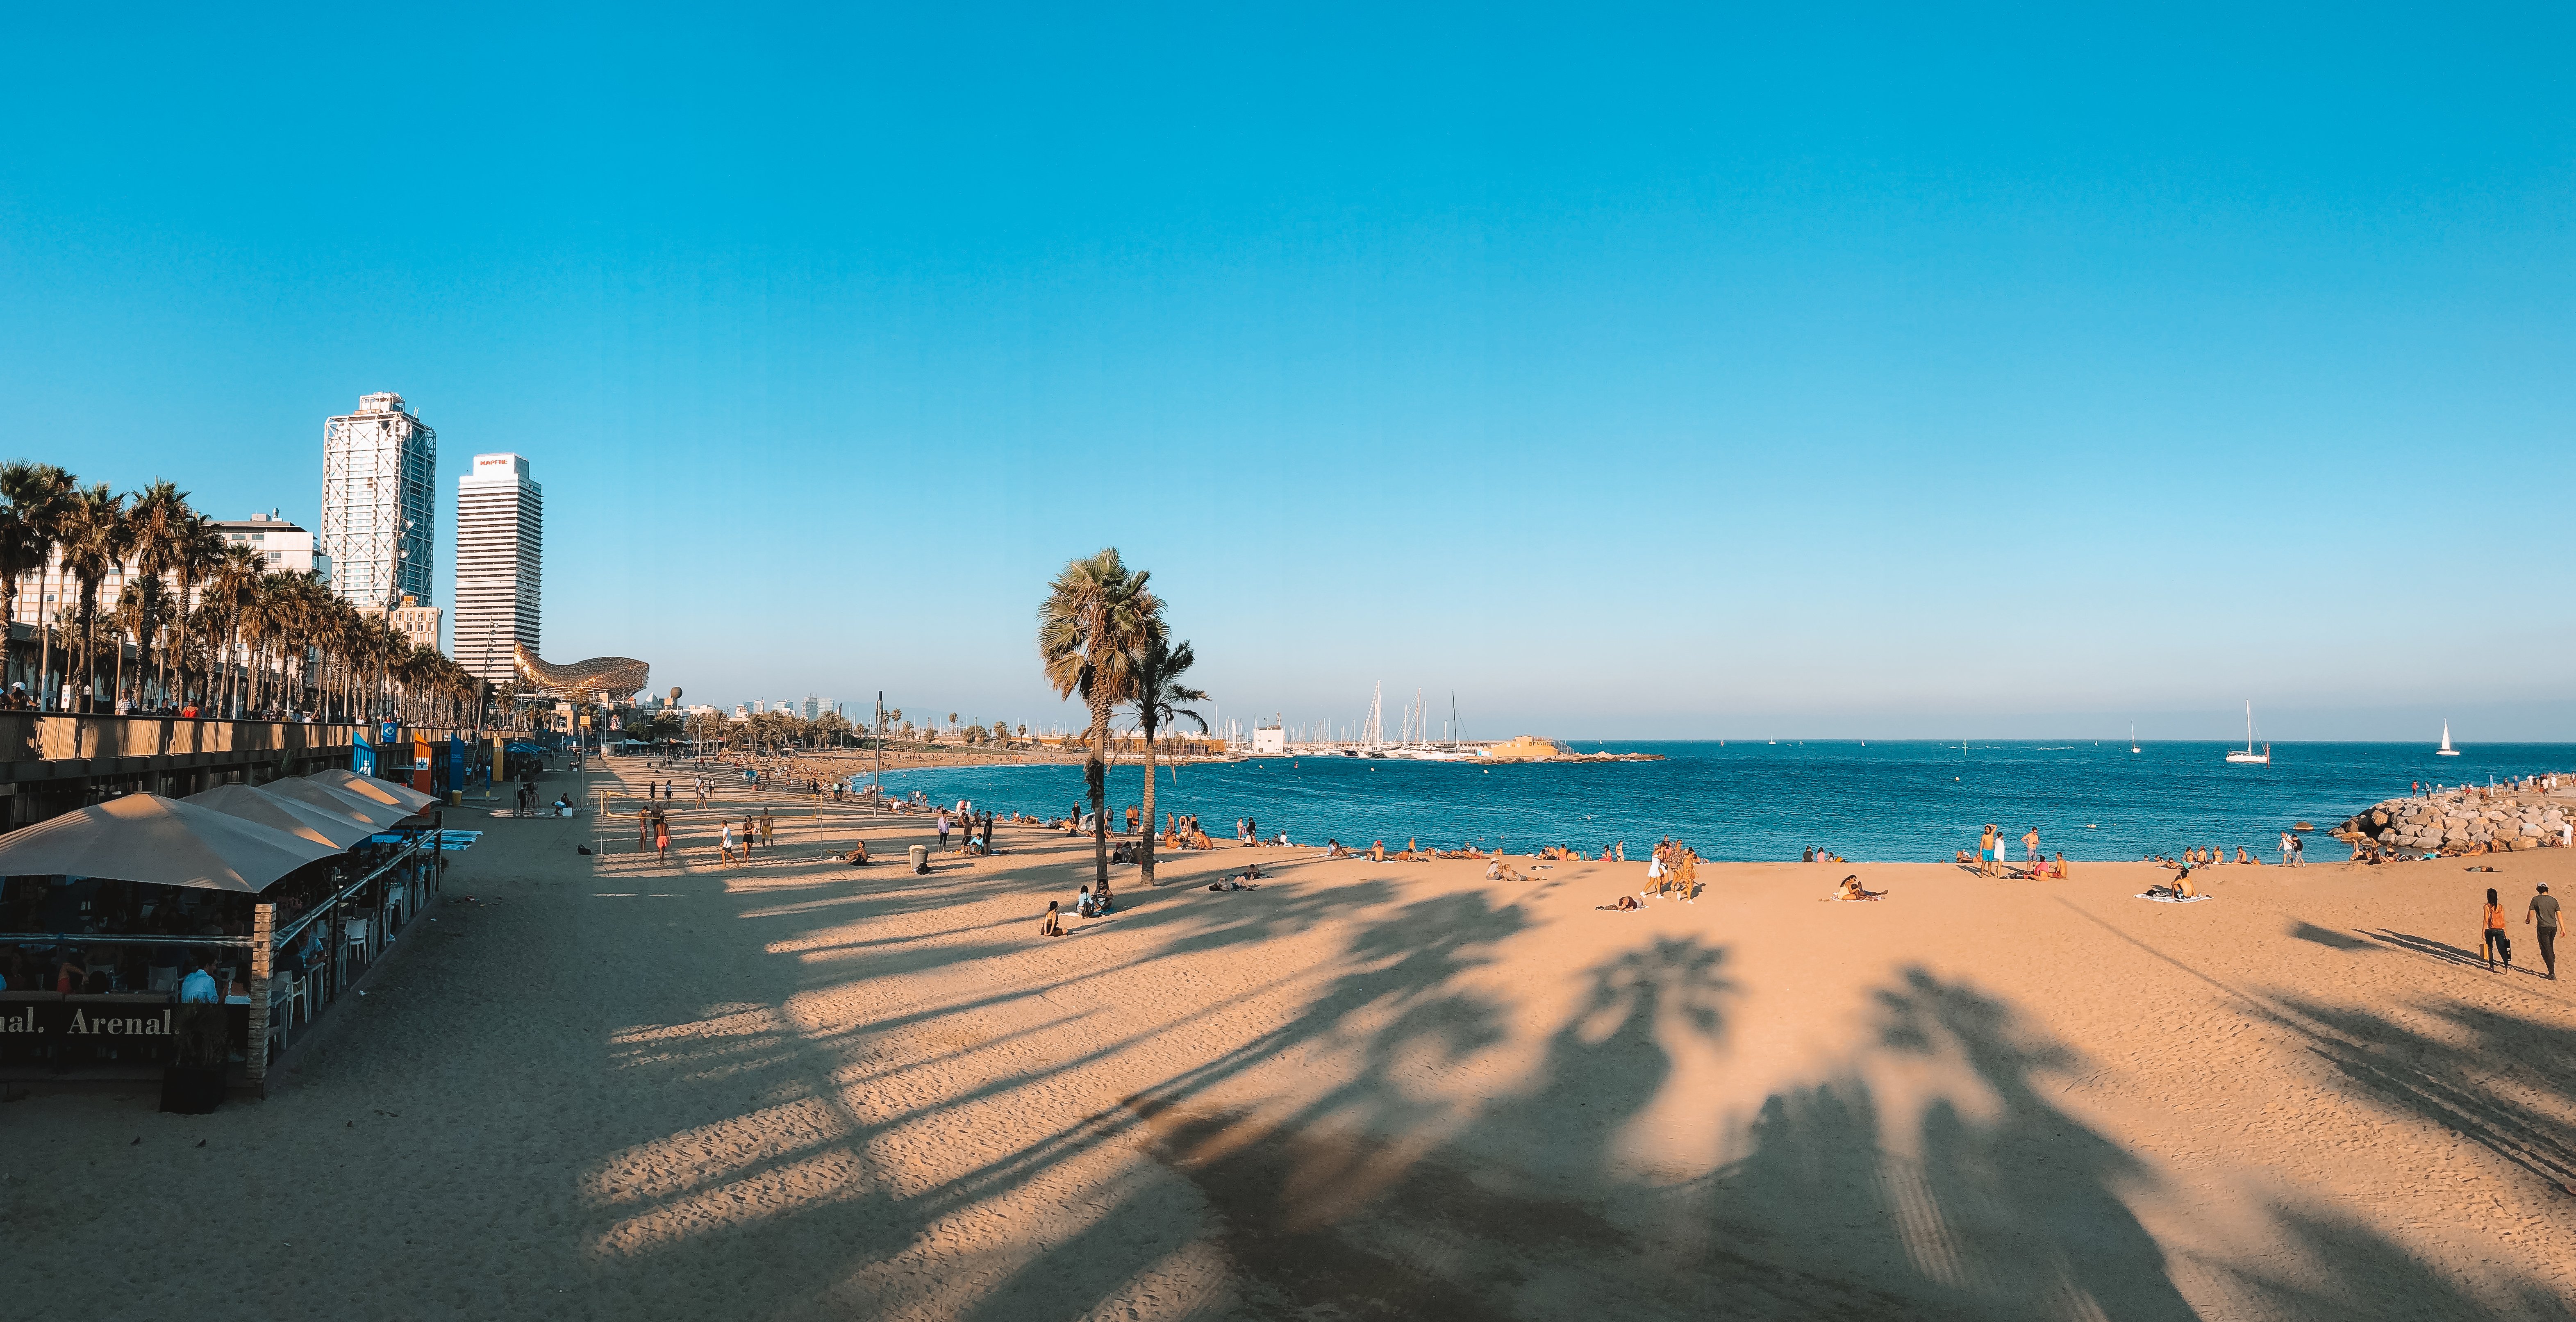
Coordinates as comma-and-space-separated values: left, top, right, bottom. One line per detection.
11, 756, 2573, 1319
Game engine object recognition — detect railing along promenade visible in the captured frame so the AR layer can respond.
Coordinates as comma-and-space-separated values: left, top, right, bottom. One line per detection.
0, 712, 473, 830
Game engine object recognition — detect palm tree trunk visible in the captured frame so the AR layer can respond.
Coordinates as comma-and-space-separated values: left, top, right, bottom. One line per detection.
33, 560, 52, 710
1138, 725, 1161, 885
1087, 691, 1112, 889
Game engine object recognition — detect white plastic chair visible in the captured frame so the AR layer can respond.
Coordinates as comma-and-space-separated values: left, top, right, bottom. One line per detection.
341, 919, 369, 981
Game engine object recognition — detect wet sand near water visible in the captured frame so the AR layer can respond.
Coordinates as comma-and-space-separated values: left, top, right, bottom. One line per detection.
7, 761, 2574, 1320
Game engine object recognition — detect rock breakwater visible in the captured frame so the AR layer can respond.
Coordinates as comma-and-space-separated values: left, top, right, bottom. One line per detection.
2333, 779, 2573, 855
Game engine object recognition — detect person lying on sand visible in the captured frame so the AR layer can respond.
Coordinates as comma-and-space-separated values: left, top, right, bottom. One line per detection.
1485, 857, 1528, 884
1207, 877, 1259, 891
1597, 894, 1642, 911
1833, 874, 1887, 901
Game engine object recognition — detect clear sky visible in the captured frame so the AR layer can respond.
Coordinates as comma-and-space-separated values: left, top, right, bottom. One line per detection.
3, 4, 2569, 741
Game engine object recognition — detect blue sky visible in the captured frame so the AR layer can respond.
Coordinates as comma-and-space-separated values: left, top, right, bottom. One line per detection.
3, 3, 2569, 740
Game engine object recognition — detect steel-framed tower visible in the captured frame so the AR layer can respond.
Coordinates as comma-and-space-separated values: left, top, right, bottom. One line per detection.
320, 392, 436, 614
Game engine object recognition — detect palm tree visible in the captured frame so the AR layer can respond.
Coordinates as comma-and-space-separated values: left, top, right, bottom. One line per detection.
1128, 634, 1207, 886
1037, 547, 1160, 888
123, 480, 195, 706
0, 463, 74, 705
54, 483, 128, 712
110, 573, 167, 710
200, 543, 261, 715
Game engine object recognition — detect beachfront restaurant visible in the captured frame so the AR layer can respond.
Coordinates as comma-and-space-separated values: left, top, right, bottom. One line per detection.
0, 770, 450, 1109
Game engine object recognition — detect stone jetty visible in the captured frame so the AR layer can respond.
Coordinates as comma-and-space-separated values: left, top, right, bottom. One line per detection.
2333, 778, 2573, 854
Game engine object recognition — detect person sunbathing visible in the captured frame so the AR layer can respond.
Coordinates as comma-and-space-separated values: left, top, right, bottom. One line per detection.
1369, 840, 1387, 862
1597, 894, 1642, 911
1835, 874, 1886, 901
842, 841, 871, 865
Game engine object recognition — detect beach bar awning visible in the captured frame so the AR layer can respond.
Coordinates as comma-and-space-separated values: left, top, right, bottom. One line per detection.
184, 783, 378, 851
309, 768, 437, 815
0, 792, 338, 892
259, 778, 412, 831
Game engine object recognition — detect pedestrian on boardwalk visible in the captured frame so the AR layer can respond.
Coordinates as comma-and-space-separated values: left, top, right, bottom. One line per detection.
2529, 883, 2560, 980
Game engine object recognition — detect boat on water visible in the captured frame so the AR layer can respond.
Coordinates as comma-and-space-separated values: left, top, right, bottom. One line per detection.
2130, 724, 2140, 754
2437, 722, 2460, 756
2225, 701, 2269, 765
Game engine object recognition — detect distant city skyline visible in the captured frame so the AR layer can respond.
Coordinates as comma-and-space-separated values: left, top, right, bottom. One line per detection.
5, 8, 2570, 739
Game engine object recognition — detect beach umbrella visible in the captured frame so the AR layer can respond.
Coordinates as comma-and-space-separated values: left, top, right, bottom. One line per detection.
258, 777, 411, 831
184, 782, 377, 851
308, 767, 437, 815
0, 792, 336, 893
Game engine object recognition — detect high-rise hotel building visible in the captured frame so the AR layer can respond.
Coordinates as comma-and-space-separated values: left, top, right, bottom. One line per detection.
320, 393, 437, 615
455, 452, 543, 688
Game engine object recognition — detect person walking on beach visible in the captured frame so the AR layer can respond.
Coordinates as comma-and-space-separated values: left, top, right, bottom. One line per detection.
937, 812, 952, 852
654, 811, 670, 863
2291, 833, 2305, 867
760, 808, 775, 847
2529, 883, 2560, 980
2483, 888, 2510, 971
637, 809, 652, 852
720, 819, 739, 866
1978, 826, 1998, 876
2279, 831, 2294, 865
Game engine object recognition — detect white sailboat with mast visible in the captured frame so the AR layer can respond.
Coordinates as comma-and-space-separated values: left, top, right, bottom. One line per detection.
2224, 701, 2269, 765
2437, 721, 2460, 756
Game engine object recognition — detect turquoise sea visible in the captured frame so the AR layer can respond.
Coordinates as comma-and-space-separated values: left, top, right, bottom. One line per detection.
866, 741, 2576, 862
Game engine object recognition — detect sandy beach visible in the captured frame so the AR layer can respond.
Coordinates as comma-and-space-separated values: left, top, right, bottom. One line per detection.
8, 760, 2573, 1320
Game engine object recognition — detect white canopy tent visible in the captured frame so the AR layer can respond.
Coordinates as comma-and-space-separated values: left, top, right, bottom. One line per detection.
310, 768, 437, 815
184, 783, 379, 851
259, 778, 411, 832
0, 793, 338, 893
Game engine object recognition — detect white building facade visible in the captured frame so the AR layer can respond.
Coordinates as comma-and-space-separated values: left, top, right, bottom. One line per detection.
214, 511, 330, 580
455, 452, 542, 689
320, 393, 437, 614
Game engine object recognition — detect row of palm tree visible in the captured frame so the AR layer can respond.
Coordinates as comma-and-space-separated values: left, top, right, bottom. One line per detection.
0, 462, 482, 725
1039, 547, 1208, 888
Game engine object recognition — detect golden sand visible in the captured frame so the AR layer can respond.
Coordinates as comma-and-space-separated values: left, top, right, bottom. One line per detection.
9, 761, 2572, 1319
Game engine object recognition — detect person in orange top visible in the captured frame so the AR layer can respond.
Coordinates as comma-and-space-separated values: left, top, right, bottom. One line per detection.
2482, 887, 2510, 972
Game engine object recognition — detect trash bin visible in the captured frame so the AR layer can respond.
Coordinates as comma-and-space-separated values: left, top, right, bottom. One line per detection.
908, 844, 929, 875
446, 790, 463, 807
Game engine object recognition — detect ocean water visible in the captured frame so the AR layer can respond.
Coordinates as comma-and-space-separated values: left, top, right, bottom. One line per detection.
867, 741, 2576, 863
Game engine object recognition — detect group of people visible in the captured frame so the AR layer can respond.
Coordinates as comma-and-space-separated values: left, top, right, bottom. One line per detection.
641, 776, 714, 809
2482, 882, 2559, 978
1962, 825, 2068, 878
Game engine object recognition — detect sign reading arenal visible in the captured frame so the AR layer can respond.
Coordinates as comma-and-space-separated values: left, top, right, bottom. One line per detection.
0, 999, 246, 1044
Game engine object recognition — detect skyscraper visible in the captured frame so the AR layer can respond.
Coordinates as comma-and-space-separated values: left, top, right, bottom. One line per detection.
320, 392, 436, 613
455, 453, 543, 689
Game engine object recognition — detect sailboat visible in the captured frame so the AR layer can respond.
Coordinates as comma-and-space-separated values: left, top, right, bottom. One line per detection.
2130, 725, 2140, 754
2437, 722, 2460, 757
2225, 701, 2269, 765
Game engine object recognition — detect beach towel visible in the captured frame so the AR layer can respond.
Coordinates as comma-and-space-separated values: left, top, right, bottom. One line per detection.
2134, 893, 2215, 904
